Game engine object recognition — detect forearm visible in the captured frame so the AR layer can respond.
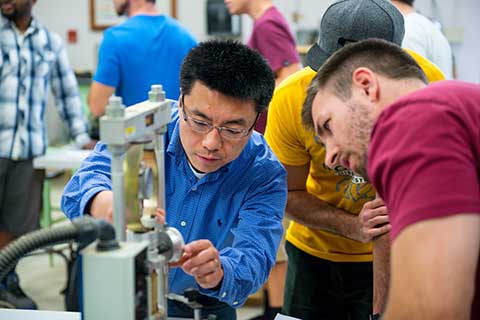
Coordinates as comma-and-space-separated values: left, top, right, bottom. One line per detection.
88, 81, 115, 117
286, 190, 360, 241
88, 92, 108, 117
372, 232, 390, 314
53, 83, 90, 141
51, 46, 90, 139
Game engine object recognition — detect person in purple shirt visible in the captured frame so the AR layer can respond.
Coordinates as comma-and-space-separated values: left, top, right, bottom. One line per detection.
225, 0, 300, 134
61, 40, 287, 320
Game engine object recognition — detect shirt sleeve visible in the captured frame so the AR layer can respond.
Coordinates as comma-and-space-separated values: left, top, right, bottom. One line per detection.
93, 30, 120, 88
49, 33, 91, 147
199, 163, 287, 306
250, 20, 299, 72
61, 142, 112, 219
369, 100, 480, 240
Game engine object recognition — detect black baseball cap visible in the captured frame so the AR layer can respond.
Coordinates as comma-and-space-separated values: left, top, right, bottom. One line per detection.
306, 0, 405, 71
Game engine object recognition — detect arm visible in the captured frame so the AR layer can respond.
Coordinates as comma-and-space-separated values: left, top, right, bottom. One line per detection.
274, 62, 301, 87
384, 214, 480, 319
372, 232, 390, 314
288, 165, 391, 311
61, 142, 113, 219
89, 30, 120, 117
285, 164, 390, 243
193, 167, 287, 306
372, 193, 390, 314
88, 81, 116, 117
49, 35, 91, 148
251, 17, 300, 88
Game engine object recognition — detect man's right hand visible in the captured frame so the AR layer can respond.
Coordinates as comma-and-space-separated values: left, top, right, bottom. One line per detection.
90, 191, 167, 226
355, 197, 390, 243
89, 190, 113, 222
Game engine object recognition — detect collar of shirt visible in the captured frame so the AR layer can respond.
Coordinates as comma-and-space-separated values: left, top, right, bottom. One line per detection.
187, 159, 207, 180
1, 14, 40, 36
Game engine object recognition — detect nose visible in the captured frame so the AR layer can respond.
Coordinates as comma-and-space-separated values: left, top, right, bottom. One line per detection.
324, 140, 340, 169
202, 127, 223, 152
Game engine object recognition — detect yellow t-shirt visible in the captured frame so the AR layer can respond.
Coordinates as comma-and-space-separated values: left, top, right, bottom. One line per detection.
265, 50, 445, 262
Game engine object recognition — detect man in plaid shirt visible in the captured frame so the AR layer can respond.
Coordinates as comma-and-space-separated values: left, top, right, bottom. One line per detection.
0, 0, 93, 309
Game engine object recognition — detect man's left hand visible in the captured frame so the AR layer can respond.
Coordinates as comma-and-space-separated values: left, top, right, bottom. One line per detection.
179, 239, 224, 289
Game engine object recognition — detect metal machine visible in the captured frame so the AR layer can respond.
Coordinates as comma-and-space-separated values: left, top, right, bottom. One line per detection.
82, 85, 184, 319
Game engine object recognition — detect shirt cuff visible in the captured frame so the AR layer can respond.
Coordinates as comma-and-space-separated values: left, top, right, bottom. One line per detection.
199, 256, 243, 308
74, 133, 92, 148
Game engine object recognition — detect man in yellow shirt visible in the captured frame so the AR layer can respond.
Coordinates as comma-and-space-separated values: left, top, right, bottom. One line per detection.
264, 0, 444, 319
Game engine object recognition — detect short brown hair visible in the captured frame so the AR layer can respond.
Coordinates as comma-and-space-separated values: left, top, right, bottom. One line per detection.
302, 38, 427, 130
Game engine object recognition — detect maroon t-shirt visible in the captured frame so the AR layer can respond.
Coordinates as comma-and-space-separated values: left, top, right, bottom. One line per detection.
368, 80, 480, 318
247, 6, 300, 134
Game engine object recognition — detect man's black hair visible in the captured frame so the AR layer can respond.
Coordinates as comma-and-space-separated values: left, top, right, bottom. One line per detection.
180, 40, 275, 113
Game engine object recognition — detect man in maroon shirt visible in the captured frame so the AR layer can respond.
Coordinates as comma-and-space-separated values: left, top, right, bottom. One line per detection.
302, 38, 480, 319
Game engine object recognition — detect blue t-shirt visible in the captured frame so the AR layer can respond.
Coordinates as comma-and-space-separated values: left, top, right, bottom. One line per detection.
61, 104, 287, 307
94, 15, 197, 105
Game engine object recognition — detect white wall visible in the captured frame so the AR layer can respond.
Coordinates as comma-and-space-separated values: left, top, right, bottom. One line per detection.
34, 1, 102, 71
33, 0, 479, 82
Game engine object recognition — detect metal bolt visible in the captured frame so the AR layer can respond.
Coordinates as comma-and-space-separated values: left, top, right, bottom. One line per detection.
106, 95, 125, 117
149, 84, 165, 102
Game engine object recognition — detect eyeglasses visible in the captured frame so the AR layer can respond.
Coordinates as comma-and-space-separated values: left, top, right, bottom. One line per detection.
180, 95, 259, 140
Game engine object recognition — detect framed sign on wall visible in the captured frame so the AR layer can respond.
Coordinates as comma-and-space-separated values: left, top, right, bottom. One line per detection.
89, 0, 125, 30
90, 0, 177, 31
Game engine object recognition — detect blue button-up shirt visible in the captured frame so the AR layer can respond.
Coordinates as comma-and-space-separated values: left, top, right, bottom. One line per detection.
61, 106, 287, 307
0, 15, 90, 159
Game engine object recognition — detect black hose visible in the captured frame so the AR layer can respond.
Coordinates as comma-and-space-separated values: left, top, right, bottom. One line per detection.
0, 216, 118, 282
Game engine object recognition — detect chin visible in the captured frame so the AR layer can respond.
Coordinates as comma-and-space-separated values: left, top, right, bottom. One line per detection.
200, 164, 222, 174
191, 160, 220, 174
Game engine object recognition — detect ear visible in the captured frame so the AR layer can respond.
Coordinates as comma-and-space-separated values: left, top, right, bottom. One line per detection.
351, 67, 380, 103
177, 94, 182, 112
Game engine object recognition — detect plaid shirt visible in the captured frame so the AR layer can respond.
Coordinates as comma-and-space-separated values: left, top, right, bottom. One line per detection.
0, 15, 90, 160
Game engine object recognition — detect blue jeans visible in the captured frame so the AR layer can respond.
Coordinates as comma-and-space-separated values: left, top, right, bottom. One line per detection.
168, 294, 236, 320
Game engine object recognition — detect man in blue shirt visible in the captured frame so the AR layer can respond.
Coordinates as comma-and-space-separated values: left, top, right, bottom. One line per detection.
62, 40, 287, 319
88, 0, 197, 117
